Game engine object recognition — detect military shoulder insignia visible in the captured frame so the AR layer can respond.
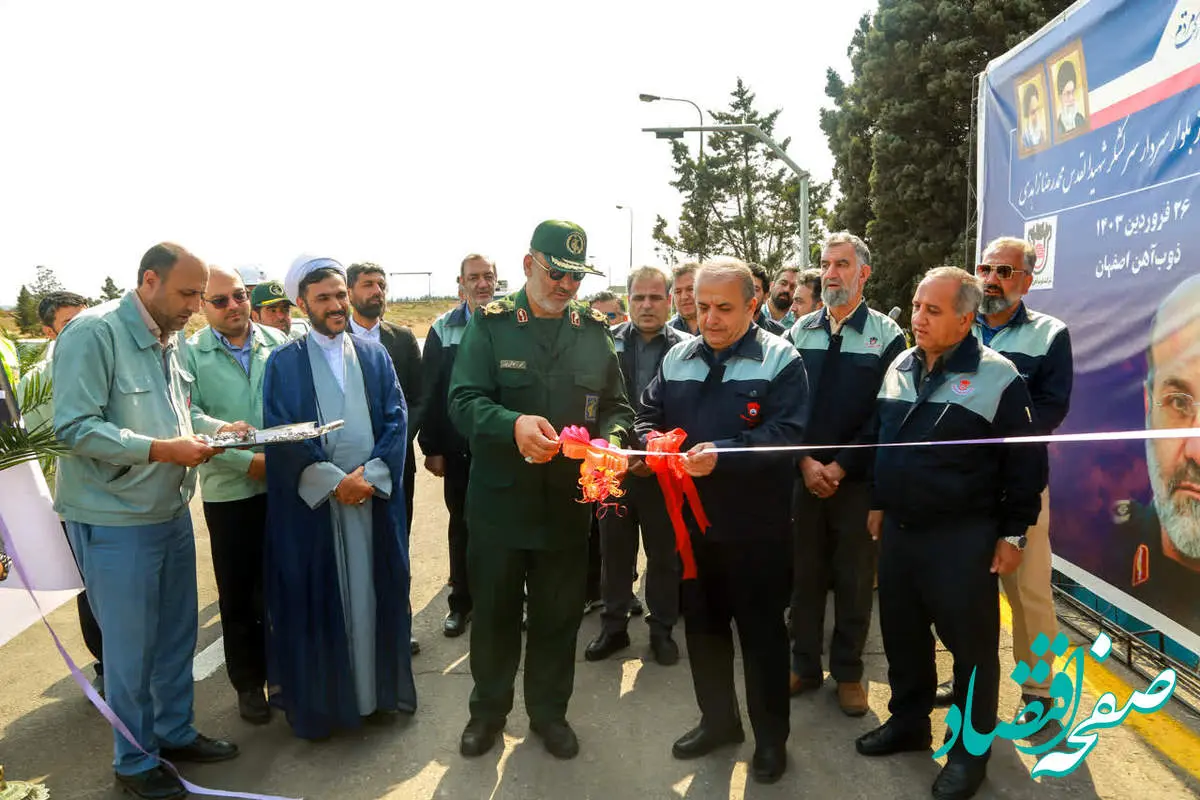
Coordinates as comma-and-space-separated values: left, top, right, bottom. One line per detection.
1132, 543, 1150, 587
517, 307, 529, 324
484, 300, 514, 316
570, 308, 581, 327
590, 308, 608, 324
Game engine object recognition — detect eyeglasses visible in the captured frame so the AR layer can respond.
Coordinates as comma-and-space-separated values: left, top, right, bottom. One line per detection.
531, 251, 585, 283
1153, 392, 1198, 427
975, 263, 1029, 279
204, 289, 250, 309
601, 310, 621, 322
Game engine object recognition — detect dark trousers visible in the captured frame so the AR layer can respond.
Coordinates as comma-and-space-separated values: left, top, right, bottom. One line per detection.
586, 515, 602, 602
790, 480, 876, 682
404, 441, 416, 533
63, 521, 104, 670
684, 533, 791, 746
878, 516, 1000, 764
444, 453, 472, 614
599, 475, 680, 634
202, 495, 267, 693
468, 536, 587, 726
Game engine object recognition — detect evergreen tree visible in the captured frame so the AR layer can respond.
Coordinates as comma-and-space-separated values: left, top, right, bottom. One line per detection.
15, 286, 40, 335
100, 276, 123, 301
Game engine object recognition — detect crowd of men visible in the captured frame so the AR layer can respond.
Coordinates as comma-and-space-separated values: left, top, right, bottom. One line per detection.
13, 220, 1075, 800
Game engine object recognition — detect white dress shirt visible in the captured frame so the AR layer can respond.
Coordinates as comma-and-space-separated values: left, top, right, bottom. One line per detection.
310, 330, 346, 392
349, 316, 382, 343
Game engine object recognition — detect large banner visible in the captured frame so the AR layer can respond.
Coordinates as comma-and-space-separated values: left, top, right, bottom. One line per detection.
0, 461, 82, 646
978, 0, 1200, 655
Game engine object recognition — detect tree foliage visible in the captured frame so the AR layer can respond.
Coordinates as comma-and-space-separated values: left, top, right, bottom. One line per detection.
100, 276, 123, 301
15, 286, 39, 335
30, 265, 63, 297
821, 0, 1073, 314
653, 79, 831, 271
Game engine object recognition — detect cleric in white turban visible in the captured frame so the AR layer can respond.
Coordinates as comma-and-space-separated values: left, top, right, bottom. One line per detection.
284, 255, 346, 305
262, 253, 416, 739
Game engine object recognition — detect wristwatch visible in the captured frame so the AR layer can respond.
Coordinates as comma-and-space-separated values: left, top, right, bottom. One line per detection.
1003, 535, 1027, 551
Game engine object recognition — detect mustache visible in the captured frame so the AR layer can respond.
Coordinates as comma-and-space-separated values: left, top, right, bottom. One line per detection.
1167, 459, 1200, 493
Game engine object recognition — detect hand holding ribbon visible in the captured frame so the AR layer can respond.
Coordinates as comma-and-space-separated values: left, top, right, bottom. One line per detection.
645, 428, 711, 580
558, 426, 629, 505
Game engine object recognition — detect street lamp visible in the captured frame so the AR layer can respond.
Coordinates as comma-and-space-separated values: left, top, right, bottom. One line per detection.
615, 205, 633, 284
642, 123, 812, 267
639, 93, 704, 160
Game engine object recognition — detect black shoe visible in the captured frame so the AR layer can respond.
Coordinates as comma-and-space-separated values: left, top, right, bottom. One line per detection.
650, 632, 679, 666
530, 719, 580, 759
855, 720, 932, 757
672, 723, 745, 759
115, 766, 187, 799
934, 678, 956, 707
1016, 694, 1064, 746
630, 597, 644, 616
411, 637, 421, 656
444, 610, 470, 637
364, 709, 400, 725
237, 689, 271, 725
585, 630, 630, 662
752, 743, 787, 784
161, 733, 239, 764
932, 761, 987, 800
460, 717, 505, 757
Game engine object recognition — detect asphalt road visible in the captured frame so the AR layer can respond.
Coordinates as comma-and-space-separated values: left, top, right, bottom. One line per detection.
2, 451, 1200, 799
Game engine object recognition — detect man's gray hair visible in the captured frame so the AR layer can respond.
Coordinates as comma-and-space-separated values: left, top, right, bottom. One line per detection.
460, 253, 496, 277
922, 266, 983, 316
627, 265, 671, 295
984, 236, 1036, 271
696, 257, 755, 302
824, 231, 871, 267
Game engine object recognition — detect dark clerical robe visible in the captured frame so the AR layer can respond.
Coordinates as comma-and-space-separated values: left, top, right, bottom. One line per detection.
263, 332, 416, 740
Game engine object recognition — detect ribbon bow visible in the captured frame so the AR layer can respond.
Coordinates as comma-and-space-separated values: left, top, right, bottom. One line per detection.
558, 426, 629, 506
645, 428, 710, 580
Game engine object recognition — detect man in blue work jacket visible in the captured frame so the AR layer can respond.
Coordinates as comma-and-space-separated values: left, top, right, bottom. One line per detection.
855, 266, 1044, 800
54, 243, 243, 800
637, 258, 809, 784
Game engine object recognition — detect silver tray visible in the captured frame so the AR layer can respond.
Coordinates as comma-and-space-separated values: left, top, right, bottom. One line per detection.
200, 420, 345, 449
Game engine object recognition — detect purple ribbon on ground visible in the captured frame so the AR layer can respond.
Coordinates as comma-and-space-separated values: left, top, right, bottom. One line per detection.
0, 514, 301, 800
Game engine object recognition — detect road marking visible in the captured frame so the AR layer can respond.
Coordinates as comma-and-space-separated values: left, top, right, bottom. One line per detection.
1000, 595, 1200, 781
192, 636, 225, 681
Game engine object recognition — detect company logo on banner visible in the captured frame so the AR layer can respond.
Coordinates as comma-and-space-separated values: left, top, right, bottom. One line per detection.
1025, 216, 1057, 290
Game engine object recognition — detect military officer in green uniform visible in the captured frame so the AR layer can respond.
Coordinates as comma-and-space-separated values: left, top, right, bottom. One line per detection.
449, 220, 634, 760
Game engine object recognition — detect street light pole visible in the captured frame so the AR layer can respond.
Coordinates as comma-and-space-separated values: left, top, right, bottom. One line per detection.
642, 124, 812, 267
639, 94, 704, 161
615, 204, 633, 284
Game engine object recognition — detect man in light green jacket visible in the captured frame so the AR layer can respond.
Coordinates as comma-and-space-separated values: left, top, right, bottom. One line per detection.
185, 265, 288, 726
53, 243, 244, 800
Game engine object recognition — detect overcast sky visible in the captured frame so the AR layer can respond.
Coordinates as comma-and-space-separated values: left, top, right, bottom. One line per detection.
0, 0, 876, 305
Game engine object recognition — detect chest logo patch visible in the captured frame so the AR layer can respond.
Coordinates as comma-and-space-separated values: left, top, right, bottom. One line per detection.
1132, 543, 1150, 587
951, 379, 973, 396
584, 393, 599, 422
739, 400, 762, 427
500, 360, 527, 370
866, 336, 881, 349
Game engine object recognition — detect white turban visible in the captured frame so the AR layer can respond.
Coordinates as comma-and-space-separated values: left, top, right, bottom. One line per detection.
285, 255, 345, 304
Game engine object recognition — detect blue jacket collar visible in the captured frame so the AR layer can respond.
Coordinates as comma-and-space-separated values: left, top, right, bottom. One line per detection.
807, 300, 870, 334
681, 323, 764, 362
898, 334, 981, 374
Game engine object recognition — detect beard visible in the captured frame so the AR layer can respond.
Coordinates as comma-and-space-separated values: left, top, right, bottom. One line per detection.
311, 307, 348, 337
527, 280, 572, 315
352, 296, 385, 319
771, 293, 792, 312
980, 293, 1017, 315
822, 285, 850, 308
1146, 441, 1200, 560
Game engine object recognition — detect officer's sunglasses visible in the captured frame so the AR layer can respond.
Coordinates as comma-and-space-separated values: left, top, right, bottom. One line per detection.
204, 289, 250, 309
531, 251, 585, 283
975, 263, 1029, 279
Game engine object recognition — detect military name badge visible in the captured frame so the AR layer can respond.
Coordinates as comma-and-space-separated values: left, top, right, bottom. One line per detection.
500, 360, 527, 370
584, 393, 599, 422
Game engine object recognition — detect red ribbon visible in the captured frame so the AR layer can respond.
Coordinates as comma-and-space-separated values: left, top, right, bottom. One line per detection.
645, 428, 710, 580
558, 426, 628, 506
